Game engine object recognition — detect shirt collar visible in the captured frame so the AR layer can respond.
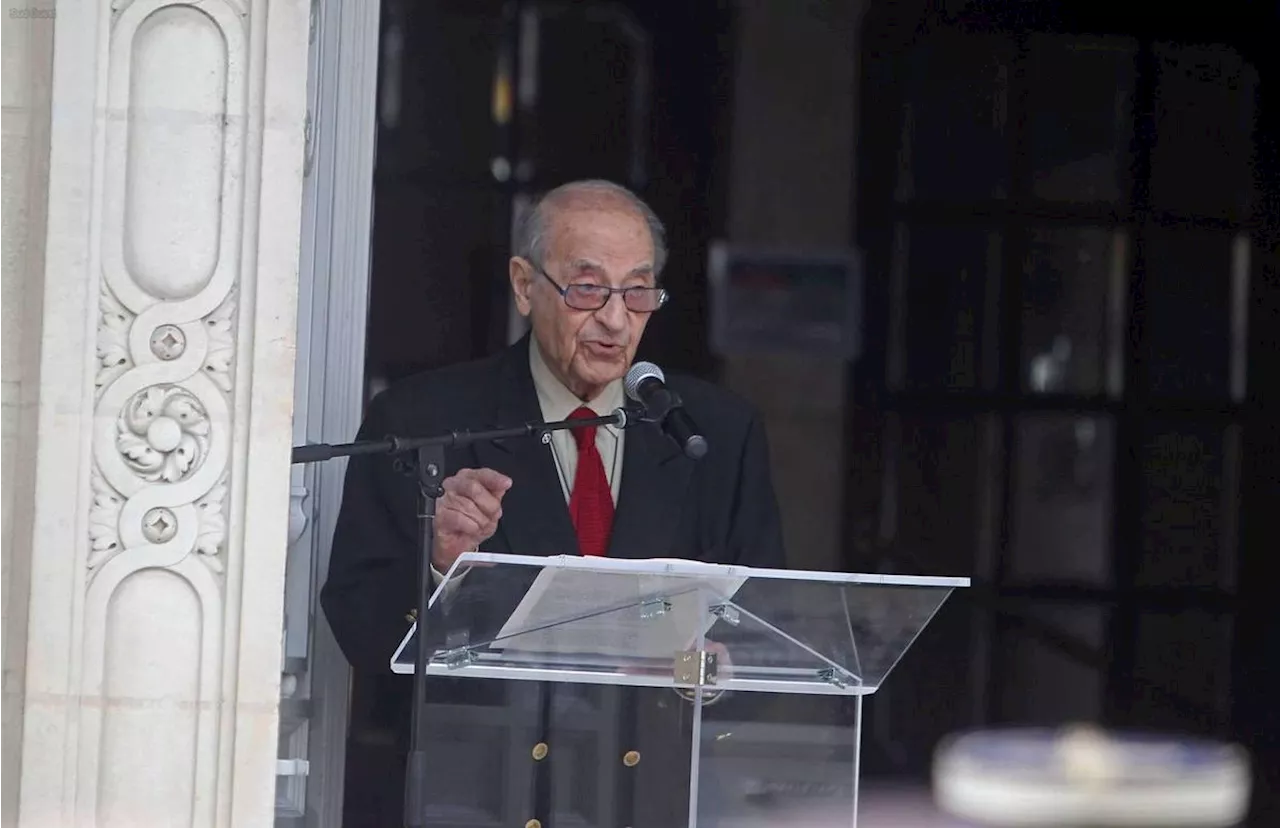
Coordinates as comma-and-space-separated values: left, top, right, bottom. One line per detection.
528, 336, 625, 429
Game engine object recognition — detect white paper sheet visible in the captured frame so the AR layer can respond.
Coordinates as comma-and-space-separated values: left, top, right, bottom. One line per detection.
491, 557, 748, 659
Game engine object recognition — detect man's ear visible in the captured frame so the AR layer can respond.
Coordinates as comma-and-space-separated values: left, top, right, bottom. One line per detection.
509, 257, 533, 317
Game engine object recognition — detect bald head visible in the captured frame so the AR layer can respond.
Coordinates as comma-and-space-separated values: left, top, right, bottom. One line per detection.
508, 179, 667, 401
514, 179, 667, 277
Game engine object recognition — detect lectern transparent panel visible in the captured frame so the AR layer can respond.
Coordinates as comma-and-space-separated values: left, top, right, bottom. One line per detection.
696, 694, 863, 827
389, 553, 967, 828
411, 681, 698, 826
393, 553, 961, 695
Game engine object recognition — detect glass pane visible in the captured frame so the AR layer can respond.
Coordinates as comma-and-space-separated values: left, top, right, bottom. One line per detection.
1138, 422, 1237, 589
390, 554, 964, 827
376, 3, 503, 176
861, 596, 979, 776
397, 554, 963, 695
1026, 35, 1137, 203
534, 12, 645, 183
1150, 43, 1258, 218
894, 224, 1002, 391
896, 34, 1013, 201
882, 412, 987, 574
1007, 415, 1115, 585
697, 694, 859, 826
416, 683, 693, 826
1133, 611, 1233, 733
368, 185, 509, 381
1144, 228, 1233, 397
1021, 227, 1124, 395
997, 605, 1108, 723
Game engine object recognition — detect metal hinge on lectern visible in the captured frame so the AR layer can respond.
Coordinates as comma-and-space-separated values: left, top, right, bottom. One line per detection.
674, 650, 719, 687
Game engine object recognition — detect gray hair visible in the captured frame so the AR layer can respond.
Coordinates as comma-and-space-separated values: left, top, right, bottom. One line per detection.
513, 179, 668, 277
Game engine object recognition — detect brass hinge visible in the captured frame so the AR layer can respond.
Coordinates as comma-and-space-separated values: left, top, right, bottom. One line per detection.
674, 649, 718, 687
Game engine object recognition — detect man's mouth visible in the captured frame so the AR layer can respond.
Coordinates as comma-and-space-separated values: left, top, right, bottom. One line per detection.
583, 341, 624, 356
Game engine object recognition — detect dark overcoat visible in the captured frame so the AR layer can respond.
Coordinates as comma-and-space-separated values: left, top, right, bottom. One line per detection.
321, 334, 786, 827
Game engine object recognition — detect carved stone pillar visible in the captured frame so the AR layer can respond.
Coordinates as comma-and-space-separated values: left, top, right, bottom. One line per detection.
14, 1, 310, 825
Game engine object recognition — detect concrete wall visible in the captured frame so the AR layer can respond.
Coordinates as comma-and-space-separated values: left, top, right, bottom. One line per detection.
724, 0, 865, 572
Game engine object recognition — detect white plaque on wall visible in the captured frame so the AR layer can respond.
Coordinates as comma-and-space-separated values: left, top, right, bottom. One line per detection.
707, 241, 863, 360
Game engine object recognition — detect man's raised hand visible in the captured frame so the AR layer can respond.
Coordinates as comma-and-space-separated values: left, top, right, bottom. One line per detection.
432, 467, 512, 571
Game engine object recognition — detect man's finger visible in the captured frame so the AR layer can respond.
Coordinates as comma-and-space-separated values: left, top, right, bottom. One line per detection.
460, 479, 503, 516
441, 490, 488, 526
442, 477, 503, 518
463, 467, 513, 496
436, 503, 482, 538
440, 483, 499, 527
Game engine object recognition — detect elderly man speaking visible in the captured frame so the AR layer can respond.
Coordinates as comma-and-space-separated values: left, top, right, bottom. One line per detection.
321, 179, 786, 826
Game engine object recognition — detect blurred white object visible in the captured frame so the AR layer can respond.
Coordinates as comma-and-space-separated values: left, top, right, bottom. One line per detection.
1029, 335, 1073, 393
933, 725, 1251, 827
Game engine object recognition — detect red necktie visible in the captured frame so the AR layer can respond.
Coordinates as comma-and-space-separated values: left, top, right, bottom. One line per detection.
567, 406, 614, 557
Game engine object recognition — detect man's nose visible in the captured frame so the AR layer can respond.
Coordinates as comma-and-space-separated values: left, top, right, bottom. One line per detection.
593, 291, 628, 330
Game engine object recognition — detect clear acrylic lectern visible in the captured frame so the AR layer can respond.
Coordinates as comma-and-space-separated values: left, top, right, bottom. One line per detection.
391, 552, 968, 828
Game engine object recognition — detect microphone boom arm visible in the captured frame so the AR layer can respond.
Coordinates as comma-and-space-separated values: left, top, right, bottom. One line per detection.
289, 408, 638, 464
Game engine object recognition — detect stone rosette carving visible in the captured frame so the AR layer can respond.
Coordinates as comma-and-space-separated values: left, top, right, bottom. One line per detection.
83, 0, 251, 583
90, 276, 238, 573
117, 385, 211, 484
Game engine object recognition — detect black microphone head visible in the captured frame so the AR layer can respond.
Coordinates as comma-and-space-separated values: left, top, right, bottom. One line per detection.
624, 361, 664, 402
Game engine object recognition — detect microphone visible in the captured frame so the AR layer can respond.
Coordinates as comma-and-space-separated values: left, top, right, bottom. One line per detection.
624, 362, 709, 460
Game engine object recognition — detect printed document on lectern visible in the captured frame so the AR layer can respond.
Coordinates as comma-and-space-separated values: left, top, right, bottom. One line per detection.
491, 556, 748, 658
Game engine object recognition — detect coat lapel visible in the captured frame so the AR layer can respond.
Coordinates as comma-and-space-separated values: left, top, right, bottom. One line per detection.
606, 413, 695, 560
472, 338, 581, 558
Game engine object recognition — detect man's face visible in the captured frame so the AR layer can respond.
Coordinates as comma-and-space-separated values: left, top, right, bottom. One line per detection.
511, 199, 657, 400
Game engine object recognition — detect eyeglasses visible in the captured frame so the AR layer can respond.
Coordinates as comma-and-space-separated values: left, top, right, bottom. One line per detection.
534, 264, 669, 313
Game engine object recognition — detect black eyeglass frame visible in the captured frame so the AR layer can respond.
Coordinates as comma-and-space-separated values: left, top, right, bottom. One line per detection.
530, 262, 670, 313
